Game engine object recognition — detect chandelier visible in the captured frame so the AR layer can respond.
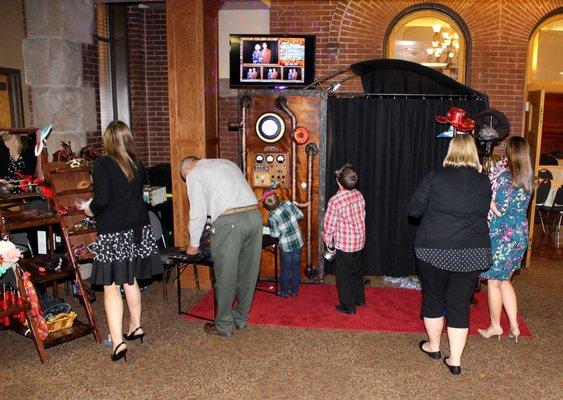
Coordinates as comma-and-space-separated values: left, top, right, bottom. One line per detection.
422, 24, 460, 69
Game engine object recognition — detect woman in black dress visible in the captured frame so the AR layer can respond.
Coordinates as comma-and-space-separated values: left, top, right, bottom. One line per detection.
80, 121, 161, 361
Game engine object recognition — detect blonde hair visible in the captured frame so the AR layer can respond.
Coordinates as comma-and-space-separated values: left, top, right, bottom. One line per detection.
1, 131, 25, 154
443, 134, 482, 172
102, 121, 138, 181
505, 136, 534, 193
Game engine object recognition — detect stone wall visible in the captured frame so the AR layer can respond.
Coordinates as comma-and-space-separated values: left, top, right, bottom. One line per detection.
22, 0, 96, 157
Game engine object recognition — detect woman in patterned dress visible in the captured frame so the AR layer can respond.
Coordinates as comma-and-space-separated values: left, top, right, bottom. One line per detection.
80, 121, 161, 361
478, 136, 534, 342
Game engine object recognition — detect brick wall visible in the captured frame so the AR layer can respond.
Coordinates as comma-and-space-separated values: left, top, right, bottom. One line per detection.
218, 95, 240, 163
218, 1, 563, 160
83, 41, 102, 152
267, 0, 563, 138
145, 9, 169, 165
127, 6, 170, 166
21, 0, 32, 125
127, 6, 149, 164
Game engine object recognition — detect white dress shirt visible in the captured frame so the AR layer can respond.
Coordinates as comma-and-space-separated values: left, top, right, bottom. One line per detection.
186, 159, 257, 247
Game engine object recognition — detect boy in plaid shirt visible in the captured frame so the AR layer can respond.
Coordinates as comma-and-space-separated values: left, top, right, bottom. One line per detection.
263, 190, 304, 297
322, 164, 366, 314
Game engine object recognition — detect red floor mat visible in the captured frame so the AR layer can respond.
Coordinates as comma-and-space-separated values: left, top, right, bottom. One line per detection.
183, 283, 532, 337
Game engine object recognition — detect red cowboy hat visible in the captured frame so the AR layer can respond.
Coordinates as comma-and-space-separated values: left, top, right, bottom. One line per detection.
436, 107, 475, 132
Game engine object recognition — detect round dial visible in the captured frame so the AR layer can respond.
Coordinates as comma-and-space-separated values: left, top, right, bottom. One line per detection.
276, 155, 285, 163
255, 112, 286, 143
266, 155, 275, 163
255, 154, 264, 163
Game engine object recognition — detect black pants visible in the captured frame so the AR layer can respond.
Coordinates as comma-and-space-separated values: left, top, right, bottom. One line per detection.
417, 259, 479, 329
334, 249, 364, 312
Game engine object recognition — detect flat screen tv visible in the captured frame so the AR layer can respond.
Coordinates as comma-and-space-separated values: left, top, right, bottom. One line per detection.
229, 34, 316, 89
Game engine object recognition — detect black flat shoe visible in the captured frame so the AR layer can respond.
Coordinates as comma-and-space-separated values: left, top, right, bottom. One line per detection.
418, 340, 441, 360
111, 342, 127, 362
334, 304, 355, 314
443, 357, 461, 375
124, 326, 145, 343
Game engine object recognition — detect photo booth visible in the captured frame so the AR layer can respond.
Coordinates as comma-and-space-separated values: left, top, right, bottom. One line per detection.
233, 59, 492, 279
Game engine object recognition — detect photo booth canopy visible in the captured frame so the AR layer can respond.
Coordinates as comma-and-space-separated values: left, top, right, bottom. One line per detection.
325, 59, 489, 276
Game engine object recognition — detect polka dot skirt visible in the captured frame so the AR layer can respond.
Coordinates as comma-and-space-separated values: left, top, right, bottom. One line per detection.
90, 224, 162, 286
416, 247, 492, 272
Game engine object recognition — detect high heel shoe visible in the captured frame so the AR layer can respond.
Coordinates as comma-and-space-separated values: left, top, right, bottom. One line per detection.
124, 326, 145, 343
443, 357, 461, 375
477, 326, 503, 340
111, 342, 127, 362
508, 326, 520, 343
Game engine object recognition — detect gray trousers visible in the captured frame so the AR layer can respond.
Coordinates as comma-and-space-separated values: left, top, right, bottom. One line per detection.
210, 209, 262, 333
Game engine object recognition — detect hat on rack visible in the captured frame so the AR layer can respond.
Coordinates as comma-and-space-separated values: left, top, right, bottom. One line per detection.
472, 108, 510, 142
436, 107, 475, 132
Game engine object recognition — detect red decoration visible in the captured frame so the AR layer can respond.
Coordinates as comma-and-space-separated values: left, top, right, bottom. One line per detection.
292, 126, 310, 145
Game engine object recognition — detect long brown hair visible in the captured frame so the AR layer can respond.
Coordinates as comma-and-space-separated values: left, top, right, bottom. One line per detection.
505, 136, 534, 193
102, 121, 138, 181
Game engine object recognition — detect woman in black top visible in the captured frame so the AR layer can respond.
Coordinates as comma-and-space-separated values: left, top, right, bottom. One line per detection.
0, 131, 38, 193
81, 121, 161, 362
408, 134, 492, 375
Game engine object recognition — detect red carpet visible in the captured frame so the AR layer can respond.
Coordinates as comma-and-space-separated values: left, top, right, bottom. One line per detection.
183, 283, 532, 337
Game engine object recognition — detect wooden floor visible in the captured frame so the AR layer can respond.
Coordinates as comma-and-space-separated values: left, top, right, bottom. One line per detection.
531, 223, 563, 260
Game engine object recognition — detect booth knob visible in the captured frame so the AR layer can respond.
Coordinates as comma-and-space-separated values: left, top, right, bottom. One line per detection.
305, 142, 319, 155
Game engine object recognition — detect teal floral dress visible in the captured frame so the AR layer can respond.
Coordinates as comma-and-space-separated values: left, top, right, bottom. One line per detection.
481, 166, 531, 281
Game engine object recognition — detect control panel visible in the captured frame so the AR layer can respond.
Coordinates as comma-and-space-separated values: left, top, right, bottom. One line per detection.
251, 152, 289, 188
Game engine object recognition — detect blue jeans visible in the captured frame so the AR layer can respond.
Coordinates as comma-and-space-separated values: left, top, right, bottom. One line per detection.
280, 248, 302, 295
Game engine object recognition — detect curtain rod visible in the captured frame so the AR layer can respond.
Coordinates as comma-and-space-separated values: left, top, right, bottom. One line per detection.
330, 93, 485, 100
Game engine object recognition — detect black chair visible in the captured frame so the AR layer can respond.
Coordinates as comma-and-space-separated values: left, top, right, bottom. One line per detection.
539, 153, 558, 165
538, 168, 553, 181
148, 210, 180, 301
535, 180, 551, 233
551, 186, 563, 245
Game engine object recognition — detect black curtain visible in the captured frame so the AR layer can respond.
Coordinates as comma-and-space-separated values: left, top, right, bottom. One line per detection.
326, 96, 488, 276
351, 59, 488, 100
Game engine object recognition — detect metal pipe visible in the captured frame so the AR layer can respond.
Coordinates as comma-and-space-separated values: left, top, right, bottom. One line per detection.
275, 96, 320, 274
239, 95, 253, 176
305, 143, 319, 269
303, 64, 351, 90
274, 97, 299, 203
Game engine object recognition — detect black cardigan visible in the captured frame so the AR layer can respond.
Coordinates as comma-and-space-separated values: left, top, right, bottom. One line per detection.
90, 156, 149, 234
408, 166, 491, 249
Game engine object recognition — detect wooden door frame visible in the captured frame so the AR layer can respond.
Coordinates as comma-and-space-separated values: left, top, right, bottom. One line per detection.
0, 67, 25, 128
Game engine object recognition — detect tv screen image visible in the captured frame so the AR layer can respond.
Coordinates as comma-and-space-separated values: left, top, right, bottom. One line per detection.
230, 34, 315, 88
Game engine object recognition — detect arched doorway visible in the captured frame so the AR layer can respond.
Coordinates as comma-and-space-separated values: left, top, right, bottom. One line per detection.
524, 10, 563, 262
385, 5, 469, 84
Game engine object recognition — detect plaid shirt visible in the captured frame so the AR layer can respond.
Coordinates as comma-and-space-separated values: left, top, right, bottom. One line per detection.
322, 188, 366, 252
268, 200, 304, 252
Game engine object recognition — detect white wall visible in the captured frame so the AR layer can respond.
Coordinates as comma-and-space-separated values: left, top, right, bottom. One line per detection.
218, 9, 270, 79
